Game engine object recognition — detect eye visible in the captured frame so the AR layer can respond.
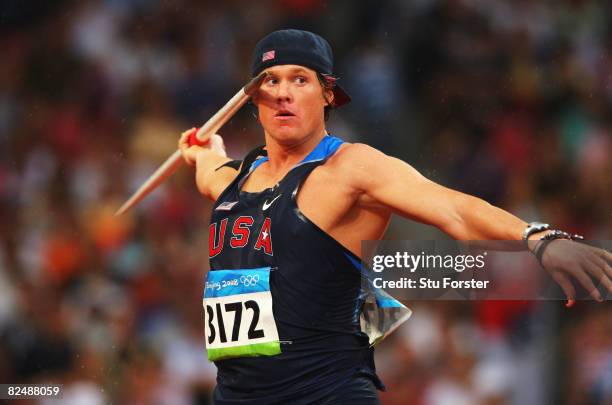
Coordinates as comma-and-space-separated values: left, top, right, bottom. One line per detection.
294, 76, 307, 84
265, 77, 278, 86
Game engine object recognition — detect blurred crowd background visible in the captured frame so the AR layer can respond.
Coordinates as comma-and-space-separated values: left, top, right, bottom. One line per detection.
0, 0, 610, 404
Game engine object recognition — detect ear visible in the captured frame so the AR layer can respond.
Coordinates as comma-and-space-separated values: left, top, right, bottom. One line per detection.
324, 89, 335, 107
247, 98, 260, 122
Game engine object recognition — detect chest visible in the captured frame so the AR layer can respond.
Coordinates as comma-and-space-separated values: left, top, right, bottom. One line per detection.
208, 164, 350, 261
241, 164, 357, 229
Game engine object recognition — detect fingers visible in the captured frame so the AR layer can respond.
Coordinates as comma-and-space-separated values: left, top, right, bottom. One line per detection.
178, 127, 227, 167
601, 248, 612, 263
584, 251, 612, 294
600, 249, 612, 279
537, 242, 611, 306
596, 268, 612, 295
179, 127, 217, 150
604, 260, 612, 286
552, 272, 576, 307
584, 262, 612, 298
575, 261, 603, 302
179, 127, 196, 149
581, 247, 612, 299
179, 128, 197, 166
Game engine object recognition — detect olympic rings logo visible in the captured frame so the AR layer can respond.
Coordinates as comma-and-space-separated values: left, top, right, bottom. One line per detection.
240, 274, 259, 287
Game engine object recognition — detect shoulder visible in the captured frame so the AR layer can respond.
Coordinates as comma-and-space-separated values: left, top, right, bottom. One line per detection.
322, 141, 424, 193
316, 142, 392, 192
327, 142, 387, 168
325, 142, 391, 177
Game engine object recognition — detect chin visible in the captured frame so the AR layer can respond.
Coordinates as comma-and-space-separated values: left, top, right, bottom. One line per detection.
267, 126, 304, 143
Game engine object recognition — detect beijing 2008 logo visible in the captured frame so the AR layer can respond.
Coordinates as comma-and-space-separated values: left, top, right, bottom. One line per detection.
240, 274, 259, 287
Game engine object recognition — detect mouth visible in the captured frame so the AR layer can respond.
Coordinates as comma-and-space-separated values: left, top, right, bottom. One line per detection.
274, 109, 296, 120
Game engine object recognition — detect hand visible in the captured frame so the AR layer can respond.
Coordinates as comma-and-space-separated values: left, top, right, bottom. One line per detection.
178, 128, 226, 166
540, 240, 612, 306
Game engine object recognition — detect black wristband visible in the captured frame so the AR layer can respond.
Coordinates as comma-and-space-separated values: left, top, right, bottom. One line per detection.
534, 240, 553, 266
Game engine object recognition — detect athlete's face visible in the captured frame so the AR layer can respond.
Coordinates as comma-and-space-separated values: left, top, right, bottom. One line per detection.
252, 65, 333, 145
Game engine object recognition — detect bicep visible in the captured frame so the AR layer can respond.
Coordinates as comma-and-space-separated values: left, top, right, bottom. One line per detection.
343, 144, 527, 240
351, 148, 467, 232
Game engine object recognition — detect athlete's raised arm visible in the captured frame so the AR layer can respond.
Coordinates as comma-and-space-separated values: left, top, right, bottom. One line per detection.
178, 128, 239, 201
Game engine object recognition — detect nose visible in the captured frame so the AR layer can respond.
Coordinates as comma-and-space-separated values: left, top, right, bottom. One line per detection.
276, 80, 292, 103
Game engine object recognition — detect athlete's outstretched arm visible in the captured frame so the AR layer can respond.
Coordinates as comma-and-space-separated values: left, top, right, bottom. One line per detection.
340, 143, 612, 302
342, 143, 525, 240
178, 128, 239, 201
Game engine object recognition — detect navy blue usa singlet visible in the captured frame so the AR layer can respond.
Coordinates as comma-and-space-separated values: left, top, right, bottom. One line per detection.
206, 135, 383, 404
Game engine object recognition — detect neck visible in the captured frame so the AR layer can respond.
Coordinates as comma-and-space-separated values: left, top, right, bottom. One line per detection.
263, 128, 328, 173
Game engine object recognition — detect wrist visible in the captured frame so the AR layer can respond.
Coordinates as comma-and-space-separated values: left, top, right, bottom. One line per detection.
527, 230, 550, 252
522, 222, 550, 252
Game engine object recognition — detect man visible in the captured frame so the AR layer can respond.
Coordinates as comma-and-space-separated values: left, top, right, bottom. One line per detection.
178, 29, 611, 404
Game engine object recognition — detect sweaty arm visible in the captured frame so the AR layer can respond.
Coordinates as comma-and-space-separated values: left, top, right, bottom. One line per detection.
178, 129, 239, 201
342, 144, 527, 241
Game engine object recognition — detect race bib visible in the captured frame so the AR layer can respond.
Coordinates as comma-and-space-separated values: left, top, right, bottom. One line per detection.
203, 267, 281, 361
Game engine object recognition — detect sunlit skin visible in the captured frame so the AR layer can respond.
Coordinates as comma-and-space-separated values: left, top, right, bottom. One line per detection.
252, 65, 333, 150
241, 65, 337, 179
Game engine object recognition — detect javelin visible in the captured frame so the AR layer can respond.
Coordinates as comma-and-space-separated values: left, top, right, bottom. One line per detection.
114, 72, 267, 216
